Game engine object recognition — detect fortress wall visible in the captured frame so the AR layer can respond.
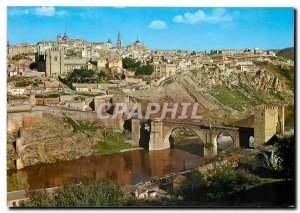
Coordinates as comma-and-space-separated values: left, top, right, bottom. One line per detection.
7, 111, 43, 133
59, 95, 76, 102
7, 105, 31, 113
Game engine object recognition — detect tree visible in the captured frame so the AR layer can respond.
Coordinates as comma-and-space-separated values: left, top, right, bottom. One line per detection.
122, 57, 136, 69
122, 57, 141, 70
67, 68, 94, 83
135, 65, 154, 75
175, 171, 207, 200
97, 71, 106, 79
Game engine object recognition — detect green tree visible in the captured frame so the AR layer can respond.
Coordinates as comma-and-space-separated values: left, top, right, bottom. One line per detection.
97, 70, 106, 79
206, 168, 261, 199
135, 65, 154, 75
175, 171, 207, 200
67, 68, 94, 83
122, 57, 135, 69
122, 57, 141, 70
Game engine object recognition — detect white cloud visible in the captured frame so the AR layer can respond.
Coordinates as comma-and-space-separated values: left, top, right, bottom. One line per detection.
8, 7, 66, 17
35, 6, 66, 16
173, 8, 232, 25
149, 20, 167, 30
56, 10, 66, 16
8, 8, 30, 16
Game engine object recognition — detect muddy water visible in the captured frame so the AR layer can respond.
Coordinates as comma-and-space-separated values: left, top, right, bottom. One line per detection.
8, 140, 204, 191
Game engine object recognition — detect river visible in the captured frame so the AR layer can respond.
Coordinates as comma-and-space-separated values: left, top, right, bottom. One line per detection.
8, 140, 205, 191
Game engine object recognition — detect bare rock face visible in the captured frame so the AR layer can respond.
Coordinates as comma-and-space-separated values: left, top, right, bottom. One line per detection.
15, 113, 103, 168
7, 134, 17, 170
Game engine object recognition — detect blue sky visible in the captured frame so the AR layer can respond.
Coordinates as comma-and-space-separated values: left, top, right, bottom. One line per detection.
7, 7, 294, 51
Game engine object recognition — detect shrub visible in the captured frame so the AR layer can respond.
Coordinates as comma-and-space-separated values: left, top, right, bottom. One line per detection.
22, 178, 126, 207
206, 168, 261, 199
175, 171, 207, 200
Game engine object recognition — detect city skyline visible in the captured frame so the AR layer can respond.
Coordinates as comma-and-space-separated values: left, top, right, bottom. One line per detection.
7, 7, 294, 51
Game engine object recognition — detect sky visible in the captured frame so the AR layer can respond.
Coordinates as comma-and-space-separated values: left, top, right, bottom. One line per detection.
7, 7, 294, 51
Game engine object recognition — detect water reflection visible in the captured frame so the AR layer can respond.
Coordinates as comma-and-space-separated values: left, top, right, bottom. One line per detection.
8, 141, 204, 191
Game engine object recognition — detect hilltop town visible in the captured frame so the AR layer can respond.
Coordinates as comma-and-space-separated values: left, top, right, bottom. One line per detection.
7, 31, 294, 119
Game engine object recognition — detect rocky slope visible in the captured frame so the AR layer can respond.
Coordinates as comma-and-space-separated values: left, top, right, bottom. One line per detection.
275, 47, 294, 61
128, 64, 294, 123
8, 113, 105, 169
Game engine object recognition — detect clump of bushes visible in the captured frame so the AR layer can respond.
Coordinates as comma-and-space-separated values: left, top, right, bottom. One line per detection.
64, 117, 98, 133
22, 178, 126, 207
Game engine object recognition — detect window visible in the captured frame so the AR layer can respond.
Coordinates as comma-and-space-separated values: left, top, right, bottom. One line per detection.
54, 56, 58, 61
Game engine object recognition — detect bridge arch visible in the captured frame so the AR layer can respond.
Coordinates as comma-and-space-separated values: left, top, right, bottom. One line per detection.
162, 126, 205, 156
213, 131, 235, 153
139, 120, 152, 150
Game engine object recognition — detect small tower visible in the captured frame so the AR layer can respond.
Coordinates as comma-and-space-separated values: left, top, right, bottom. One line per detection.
57, 33, 62, 43
62, 30, 69, 42
116, 31, 122, 49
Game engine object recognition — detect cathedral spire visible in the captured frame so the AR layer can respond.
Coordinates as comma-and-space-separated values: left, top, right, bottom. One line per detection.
116, 31, 122, 49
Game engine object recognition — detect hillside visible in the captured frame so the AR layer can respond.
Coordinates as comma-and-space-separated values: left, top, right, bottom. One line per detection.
127, 63, 294, 124
276, 47, 294, 60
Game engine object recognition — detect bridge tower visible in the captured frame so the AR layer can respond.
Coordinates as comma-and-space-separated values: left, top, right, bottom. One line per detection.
254, 105, 285, 148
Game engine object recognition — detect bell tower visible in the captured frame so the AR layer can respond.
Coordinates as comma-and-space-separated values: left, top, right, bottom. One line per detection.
116, 31, 122, 49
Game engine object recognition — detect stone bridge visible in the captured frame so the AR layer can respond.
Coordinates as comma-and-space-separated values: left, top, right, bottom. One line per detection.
131, 118, 247, 158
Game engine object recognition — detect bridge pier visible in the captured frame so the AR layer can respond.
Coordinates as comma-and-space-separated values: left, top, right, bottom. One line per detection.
149, 119, 170, 150
131, 118, 141, 146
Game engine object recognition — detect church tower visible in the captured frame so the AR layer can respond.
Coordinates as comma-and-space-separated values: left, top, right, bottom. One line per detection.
116, 31, 122, 49
57, 33, 62, 43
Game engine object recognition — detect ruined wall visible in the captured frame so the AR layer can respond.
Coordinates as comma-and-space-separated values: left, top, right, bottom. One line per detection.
7, 111, 43, 133
35, 97, 60, 105
7, 104, 31, 113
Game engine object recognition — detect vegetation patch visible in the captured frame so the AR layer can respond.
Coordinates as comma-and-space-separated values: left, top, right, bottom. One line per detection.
35, 93, 60, 98
64, 117, 98, 132
7, 171, 29, 192
8, 76, 39, 87
271, 66, 294, 90
211, 85, 256, 111
76, 92, 104, 97
22, 178, 126, 207
12, 53, 32, 61
96, 132, 134, 155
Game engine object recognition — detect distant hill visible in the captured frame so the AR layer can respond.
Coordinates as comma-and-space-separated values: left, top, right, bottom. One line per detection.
276, 47, 294, 61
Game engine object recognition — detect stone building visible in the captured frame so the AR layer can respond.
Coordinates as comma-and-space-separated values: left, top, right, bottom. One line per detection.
7, 43, 37, 59
127, 39, 147, 51
45, 46, 65, 77
153, 63, 177, 79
